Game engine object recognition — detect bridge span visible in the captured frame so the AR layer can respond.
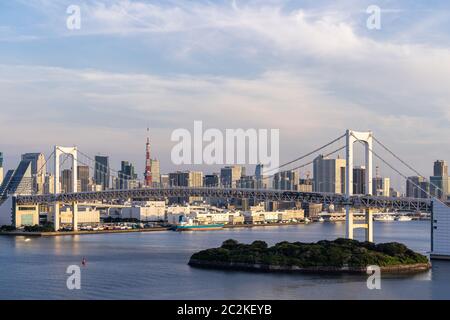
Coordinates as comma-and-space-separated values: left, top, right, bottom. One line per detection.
15, 187, 431, 212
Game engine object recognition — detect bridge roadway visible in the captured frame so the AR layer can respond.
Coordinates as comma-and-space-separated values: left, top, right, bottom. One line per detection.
15, 187, 431, 212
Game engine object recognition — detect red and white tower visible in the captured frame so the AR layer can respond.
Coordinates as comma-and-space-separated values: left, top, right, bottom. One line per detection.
144, 128, 152, 187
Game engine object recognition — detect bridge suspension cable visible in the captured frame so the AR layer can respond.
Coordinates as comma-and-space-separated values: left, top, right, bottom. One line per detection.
351, 133, 442, 205
373, 135, 446, 197
263, 133, 346, 176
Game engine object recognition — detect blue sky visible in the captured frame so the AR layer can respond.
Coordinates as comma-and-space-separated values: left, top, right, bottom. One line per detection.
1, 0, 450, 190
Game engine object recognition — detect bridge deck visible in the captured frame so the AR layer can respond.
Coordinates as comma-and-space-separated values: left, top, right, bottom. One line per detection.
14, 187, 431, 212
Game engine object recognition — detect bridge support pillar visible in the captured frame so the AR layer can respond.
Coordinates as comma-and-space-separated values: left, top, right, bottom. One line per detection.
345, 206, 353, 239
72, 202, 78, 231
54, 202, 60, 232
365, 209, 373, 243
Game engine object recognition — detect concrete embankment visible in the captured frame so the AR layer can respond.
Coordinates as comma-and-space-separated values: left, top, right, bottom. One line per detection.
188, 259, 432, 274
0, 227, 171, 237
224, 222, 305, 229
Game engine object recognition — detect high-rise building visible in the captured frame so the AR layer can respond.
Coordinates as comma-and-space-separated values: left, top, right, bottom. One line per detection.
204, 173, 219, 187
220, 166, 243, 188
255, 164, 269, 189
430, 160, 449, 200
434, 160, 448, 177
168, 171, 203, 203
273, 170, 299, 190
297, 178, 313, 192
44, 174, 54, 194
94, 156, 110, 190
61, 169, 73, 193
352, 166, 366, 195
313, 155, 346, 194
238, 175, 256, 189
160, 174, 169, 188
21, 153, 46, 194
406, 176, 429, 199
151, 159, 160, 187
117, 161, 138, 190
77, 166, 90, 192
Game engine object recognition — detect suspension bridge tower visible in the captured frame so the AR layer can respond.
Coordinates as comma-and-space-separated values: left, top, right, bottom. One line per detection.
54, 146, 78, 232
345, 130, 374, 242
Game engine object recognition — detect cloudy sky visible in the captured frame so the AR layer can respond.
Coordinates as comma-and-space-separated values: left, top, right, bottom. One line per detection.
1, 0, 449, 190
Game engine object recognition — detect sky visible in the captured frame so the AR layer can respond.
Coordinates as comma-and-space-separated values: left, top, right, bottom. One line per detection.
1, 0, 450, 191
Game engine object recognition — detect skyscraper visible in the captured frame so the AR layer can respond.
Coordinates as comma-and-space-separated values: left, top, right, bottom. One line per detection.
220, 166, 243, 188
118, 161, 138, 189
94, 156, 110, 190
61, 169, 73, 193
204, 173, 219, 187
77, 166, 90, 192
21, 153, 46, 194
406, 176, 429, 199
430, 160, 449, 200
313, 155, 346, 194
255, 164, 269, 189
434, 160, 448, 177
353, 166, 366, 195
273, 170, 299, 190
151, 159, 160, 187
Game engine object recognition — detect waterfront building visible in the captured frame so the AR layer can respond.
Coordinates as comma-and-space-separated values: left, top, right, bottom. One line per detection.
313, 155, 346, 193
431, 201, 450, 260
21, 153, 46, 194
220, 165, 243, 188
0, 160, 35, 226
58, 207, 100, 225
94, 155, 110, 190
120, 201, 166, 222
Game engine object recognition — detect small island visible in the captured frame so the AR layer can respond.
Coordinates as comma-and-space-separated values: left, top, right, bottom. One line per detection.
189, 238, 431, 274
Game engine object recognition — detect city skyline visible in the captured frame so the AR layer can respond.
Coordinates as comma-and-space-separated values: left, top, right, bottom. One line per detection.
1, 0, 450, 180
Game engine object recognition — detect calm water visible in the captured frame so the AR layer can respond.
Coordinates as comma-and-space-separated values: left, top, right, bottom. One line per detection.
1, 221, 449, 300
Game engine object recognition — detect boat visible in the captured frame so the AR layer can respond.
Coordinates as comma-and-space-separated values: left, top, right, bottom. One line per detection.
174, 223, 224, 231
373, 215, 395, 222
304, 218, 311, 224
396, 215, 413, 222
318, 217, 325, 222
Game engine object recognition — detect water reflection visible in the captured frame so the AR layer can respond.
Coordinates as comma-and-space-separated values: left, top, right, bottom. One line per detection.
0, 221, 448, 300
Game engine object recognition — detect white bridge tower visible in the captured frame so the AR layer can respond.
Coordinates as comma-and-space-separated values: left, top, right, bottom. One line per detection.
345, 130, 374, 242
54, 146, 78, 232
